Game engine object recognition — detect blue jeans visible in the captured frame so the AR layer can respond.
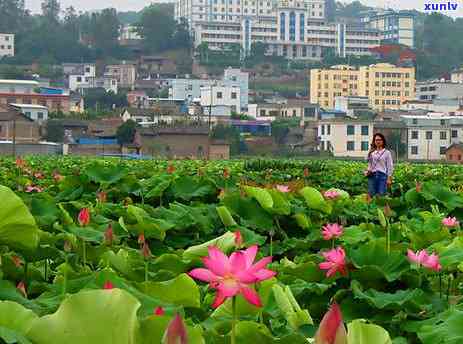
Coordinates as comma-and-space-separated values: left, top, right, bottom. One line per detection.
368, 171, 388, 197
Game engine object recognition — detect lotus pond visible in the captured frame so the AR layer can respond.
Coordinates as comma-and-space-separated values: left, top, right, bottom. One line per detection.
0, 157, 463, 344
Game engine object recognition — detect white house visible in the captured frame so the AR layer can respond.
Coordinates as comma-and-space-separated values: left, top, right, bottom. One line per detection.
10, 103, 48, 122
318, 119, 374, 158
0, 33, 14, 57
200, 85, 241, 115
401, 113, 463, 161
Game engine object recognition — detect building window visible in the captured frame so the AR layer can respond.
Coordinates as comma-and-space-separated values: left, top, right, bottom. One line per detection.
37, 112, 44, 120
440, 131, 447, 140
426, 131, 433, 140
412, 118, 418, 125
217, 92, 223, 99
260, 109, 266, 116
347, 125, 354, 135
77, 76, 82, 82
292, 110, 296, 117
411, 146, 418, 155
411, 131, 418, 139
25, 111, 31, 117
452, 130, 458, 138
327, 124, 331, 135
231, 92, 237, 99
440, 119, 445, 126
361, 125, 369, 136
440, 146, 447, 155
321, 125, 325, 135
347, 141, 355, 151
459, 154, 462, 161
361, 141, 369, 151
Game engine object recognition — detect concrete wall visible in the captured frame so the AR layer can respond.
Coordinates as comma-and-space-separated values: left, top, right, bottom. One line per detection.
0, 142, 61, 156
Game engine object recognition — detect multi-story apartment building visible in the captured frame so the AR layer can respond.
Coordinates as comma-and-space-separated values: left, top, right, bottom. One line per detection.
362, 10, 414, 48
402, 114, 463, 161
317, 118, 373, 157
416, 81, 463, 101
311, 63, 415, 110
358, 63, 415, 110
310, 65, 360, 109
0, 34, 14, 57
68, 63, 118, 94
176, 0, 386, 59
200, 85, 241, 113
0, 80, 70, 113
169, 68, 249, 111
104, 63, 137, 89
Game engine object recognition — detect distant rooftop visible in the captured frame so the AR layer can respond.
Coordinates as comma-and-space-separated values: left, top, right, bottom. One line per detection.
0, 79, 39, 85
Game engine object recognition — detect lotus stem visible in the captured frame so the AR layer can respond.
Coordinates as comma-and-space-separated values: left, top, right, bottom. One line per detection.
44, 259, 48, 282
387, 226, 391, 255
439, 272, 442, 299
82, 239, 87, 267
144, 261, 149, 282
332, 239, 335, 249
63, 255, 68, 295
24, 261, 28, 286
231, 296, 237, 344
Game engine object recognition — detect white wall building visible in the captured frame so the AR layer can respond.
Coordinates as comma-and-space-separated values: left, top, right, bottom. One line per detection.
10, 103, 48, 122
119, 25, 142, 41
0, 33, 14, 57
69, 64, 118, 94
175, 0, 388, 60
318, 119, 373, 158
200, 85, 241, 114
402, 114, 463, 161
416, 81, 463, 101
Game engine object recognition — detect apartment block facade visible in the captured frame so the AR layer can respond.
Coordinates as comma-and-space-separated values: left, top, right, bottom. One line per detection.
416, 81, 463, 101
0, 34, 14, 57
402, 114, 463, 161
310, 63, 415, 110
317, 119, 373, 157
175, 0, 395, 60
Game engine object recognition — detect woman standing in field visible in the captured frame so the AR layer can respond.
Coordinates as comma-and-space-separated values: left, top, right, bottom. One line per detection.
364, 133, 394, 197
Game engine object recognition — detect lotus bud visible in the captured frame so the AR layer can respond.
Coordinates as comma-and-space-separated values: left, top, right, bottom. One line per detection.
78, 208, 90, 227
162, 314, 188, 344
104, 224, 114, 246
103, 281, 114, 290
17, 281, 27, 298
154, 306, 165, 316
314, 303, 347, 344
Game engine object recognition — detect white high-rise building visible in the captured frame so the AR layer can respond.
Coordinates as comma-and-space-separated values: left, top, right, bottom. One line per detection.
0, 34, 14, 57
175, 0, 387, 60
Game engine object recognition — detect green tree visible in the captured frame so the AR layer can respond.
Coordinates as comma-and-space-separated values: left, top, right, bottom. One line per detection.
172, 17, 192, 50
0, 0, 29, 34
136, 5, 175, 53
41, 0, 60, 24
84, 88, 128, 111
91, 8, 120, 55
116, 120, 137, 147
211, 124, 241, 155
45, 120, 65, 142
271, 118, 299, 145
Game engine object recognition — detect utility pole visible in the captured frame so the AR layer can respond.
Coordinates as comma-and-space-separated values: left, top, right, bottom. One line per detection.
208, 84, 213, 133
12, 114, 16, 158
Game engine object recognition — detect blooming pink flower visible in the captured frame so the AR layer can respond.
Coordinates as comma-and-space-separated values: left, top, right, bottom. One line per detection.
276, 185, 290, 193
162, 314, 187, 344
324, 190, 340, 200
25, 185, 43, 193
234, 230, 243, 248
314, 303, 347, 344
103, 281, 114, 290
319, 247, 347, 278
407, 249, 442, 272
78, 208, 90, 226
321, 224, 344, 241
442, 217, 459, 228
15, 158, 25, 168
104, 224, 114, 246
189, 245, 276, 308
422, 253, 442, 272
17, 281, 27, 298
154, 306, 165, 316
33, 172, 44, 179
53, 171, 64, 182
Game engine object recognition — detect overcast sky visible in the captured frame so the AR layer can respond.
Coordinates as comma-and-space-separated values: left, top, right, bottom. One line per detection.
24, 0, 463, 17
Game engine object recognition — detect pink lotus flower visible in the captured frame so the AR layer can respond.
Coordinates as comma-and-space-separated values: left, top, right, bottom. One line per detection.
78, 208, 90, 226
234, 230, 243, 248
319, 247, 347, 278
321, 224, 344, 241
162, 314, 187, 344
15, 158, 25, 168
223, 168, 230, 179
33, 172, 44, 179
324, 190, 340, 200
276, 185, 290, 193
138, 233, 145, 245
103, 281, 114, 290
314, 303, 347, 344
141, 241, 151, 259
154, 306, 165, 316
442, 217, 459, 228
167, 164, 176, 174
104, 224, 114, 246
189, 245, 276, 308
407, 249, 442, 272
25, 185, 43, 193
17, 281, 27, 298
